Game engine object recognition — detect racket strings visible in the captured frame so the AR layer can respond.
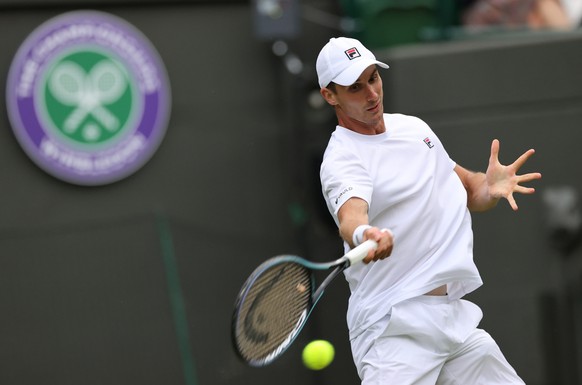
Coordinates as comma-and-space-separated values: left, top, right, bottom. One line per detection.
234, 261, 312, 363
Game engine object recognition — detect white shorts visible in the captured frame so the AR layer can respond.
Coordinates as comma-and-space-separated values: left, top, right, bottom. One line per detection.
351, 295, 525, 385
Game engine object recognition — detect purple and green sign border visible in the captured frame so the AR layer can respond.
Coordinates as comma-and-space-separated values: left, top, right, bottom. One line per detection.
6, 10, 171, 185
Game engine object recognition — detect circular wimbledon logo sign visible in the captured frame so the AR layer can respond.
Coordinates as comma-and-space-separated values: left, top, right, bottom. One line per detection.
6, 11, 171, 185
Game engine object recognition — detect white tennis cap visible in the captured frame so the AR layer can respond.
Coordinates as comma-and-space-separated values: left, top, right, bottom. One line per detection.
316, 37, 389, 89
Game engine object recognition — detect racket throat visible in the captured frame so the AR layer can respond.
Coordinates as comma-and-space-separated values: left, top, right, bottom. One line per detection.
312, 264, 346, 305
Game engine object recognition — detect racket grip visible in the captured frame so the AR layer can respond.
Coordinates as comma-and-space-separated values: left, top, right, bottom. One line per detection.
344, 239, 378, 266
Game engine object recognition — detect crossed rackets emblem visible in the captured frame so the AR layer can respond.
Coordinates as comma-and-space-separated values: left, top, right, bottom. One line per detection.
48, 60, 127, 138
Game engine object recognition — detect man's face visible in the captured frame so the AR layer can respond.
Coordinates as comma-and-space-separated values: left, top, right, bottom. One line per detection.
322, 65, 384, 127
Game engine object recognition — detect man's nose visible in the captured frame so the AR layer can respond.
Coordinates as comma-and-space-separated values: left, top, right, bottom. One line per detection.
366, 85, 378, 101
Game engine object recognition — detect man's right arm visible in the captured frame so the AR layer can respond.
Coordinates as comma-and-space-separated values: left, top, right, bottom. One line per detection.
338, 197, 394, 263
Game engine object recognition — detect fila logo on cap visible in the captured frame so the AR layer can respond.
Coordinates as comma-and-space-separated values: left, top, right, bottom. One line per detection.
344, 47, 361, 60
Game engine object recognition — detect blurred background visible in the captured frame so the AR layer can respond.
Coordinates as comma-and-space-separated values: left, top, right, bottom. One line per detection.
0, 0, 581, 384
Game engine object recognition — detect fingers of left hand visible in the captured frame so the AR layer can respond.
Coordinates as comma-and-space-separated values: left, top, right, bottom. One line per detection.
518, 172, 542, 183
514, 172, 541, 194
513, 149, 536, 169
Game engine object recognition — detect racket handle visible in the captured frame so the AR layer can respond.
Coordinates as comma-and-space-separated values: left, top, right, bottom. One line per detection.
344, 239, 378, 266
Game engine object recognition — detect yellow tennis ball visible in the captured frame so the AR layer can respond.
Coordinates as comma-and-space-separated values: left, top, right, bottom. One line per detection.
302, 340, 335, 370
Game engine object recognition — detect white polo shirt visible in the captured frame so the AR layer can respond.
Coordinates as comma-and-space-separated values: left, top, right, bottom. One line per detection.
320, 113, 483, 340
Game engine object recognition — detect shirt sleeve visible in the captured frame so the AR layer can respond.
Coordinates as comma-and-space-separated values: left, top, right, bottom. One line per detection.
320, 147, 373, 217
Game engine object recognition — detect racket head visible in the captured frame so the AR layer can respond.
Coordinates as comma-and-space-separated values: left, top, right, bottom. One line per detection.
232, 255, 314, 366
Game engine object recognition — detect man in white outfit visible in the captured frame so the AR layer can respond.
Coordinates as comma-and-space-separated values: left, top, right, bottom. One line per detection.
317, 37, 542, 384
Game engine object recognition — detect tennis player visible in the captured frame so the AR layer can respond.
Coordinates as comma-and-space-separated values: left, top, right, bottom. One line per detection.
317, 37, 541, 384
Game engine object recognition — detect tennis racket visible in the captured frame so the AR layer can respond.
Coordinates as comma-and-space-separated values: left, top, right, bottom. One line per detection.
231, 239, 378, 367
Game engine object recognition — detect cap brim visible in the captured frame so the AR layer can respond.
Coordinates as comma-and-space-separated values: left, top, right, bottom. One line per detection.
332, 59, 389, 87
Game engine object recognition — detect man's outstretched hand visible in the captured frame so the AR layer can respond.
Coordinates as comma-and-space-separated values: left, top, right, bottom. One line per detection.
486, 139, 542, 211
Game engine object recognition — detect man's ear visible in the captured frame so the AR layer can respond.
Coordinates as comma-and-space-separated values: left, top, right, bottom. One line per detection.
320, 87, 337, 106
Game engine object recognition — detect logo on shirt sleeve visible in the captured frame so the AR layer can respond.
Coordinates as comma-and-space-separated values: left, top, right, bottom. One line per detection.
335, 186, 353, 205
